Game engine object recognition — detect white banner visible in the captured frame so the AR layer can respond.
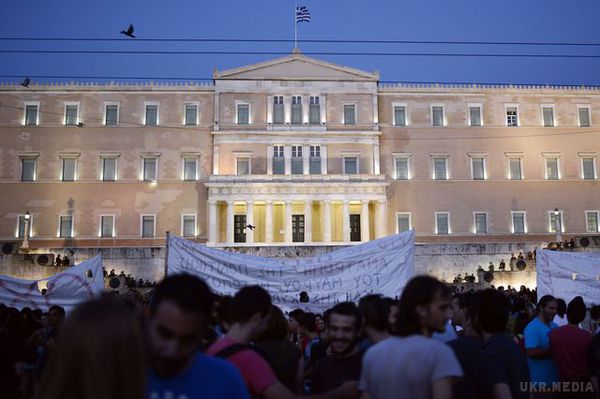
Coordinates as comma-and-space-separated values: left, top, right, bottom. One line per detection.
536, 249, 600, 306
0, 256, 104, 313
167, 231, 415, 312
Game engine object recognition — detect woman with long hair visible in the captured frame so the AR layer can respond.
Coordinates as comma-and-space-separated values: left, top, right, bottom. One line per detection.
37, 295, 146, 399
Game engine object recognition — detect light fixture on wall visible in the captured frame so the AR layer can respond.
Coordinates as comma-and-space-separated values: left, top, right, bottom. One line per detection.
20, 211, 31, 252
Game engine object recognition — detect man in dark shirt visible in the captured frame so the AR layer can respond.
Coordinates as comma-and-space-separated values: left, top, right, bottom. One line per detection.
476, 289, 530, 399
312, 302, 363, 395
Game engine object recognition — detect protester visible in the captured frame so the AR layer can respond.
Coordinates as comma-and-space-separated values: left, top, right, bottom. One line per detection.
382, 298, 399, 334
357, 294, 390, 346
589, 329, 600, 396
38, 295, 146, 399
553, 298, 568, 327
288, 309, 305, 346
311, 302, 363, 395
359, 275, 463, 399
524, 295, 560, 386
146, 274, 250, 399
476, 289, 530, 399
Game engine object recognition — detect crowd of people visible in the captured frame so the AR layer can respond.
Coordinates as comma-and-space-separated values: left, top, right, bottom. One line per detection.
1, 274, 600, 399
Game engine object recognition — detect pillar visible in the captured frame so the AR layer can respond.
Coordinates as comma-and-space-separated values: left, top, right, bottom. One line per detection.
246, 200, 254, 244
265, 200, 273, 243
305, 200, 312, 243
361, 200, 370, 242
323, 200, 331, 243
208, 200, 217, 243
342, 200, 350, 243
284, 201, 292, 243
284, 146, 292, 175
226, 201, 234, 243
303, 145, 310, 175
376, 199, 387, 238
267, 145, 273, 175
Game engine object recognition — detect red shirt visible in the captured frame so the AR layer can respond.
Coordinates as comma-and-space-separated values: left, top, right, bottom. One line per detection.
206, 336, 277, 397
549, 325, 593, 381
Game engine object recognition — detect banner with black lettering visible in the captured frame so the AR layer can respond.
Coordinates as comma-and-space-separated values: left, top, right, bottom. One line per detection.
537, 249, 600, 305
167, 231, 415, 311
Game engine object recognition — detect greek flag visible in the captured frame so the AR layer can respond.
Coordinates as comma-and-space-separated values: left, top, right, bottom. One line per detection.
296, 6, 311, 23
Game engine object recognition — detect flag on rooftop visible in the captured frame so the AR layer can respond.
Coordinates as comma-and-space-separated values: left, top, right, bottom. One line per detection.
295, 6, 311, 23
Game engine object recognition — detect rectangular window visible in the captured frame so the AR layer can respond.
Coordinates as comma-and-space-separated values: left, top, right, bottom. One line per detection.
291, 96, 302, 124
21, 158, 37, 182
237, 103, 250, 125
143, 158, 157, 182
105, 105, 118, 126
509, 158, 523, 180
273, 96, 284, 124
344, 156, 358, 175
65, 104, 79, 126
309, 145, 321, 174
291, 145, 303, 174
582, 157, 596, 179
185, 104, 198, 126
542, 106, 554, 127
61, 158, 76, 181
182, 215, 196, 237
512, 212, 526, 234
395, 157, 409, 180
579, 107, 591, 127
273, 145, 285, 175
545, 157, 559, 180
17, 215, 32, 239
474, 213, 488, 234
183, 158, 197, 181
506, 107, 518, 127
396, 213, 411, 233
25, 105, 38, 126
145, 104, 158, 126
309, 96, 320, 125
469, 106, 482, 126
343, 105, 356, 125
59, 215, 73, 238
100, 215, 114, 238
586, 211, 599, 232
236, 157, 250, 175
433, 157, 447, 180
141, 215, 155, 238
549, 211, 563, 233
432, 106, 444, 126
102, 158, 117, 181
436, 213, 449, 235
471, 157, 485, 180
394, 105, 406, 126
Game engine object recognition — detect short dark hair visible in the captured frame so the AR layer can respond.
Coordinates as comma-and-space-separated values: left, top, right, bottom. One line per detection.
300, 312, 318, 333
358, 294, 389, 332
260, 306, 289, 340
327, 302, 362, 331
396, 276, 448, 337
566, 297, 587, 325
556, 298, 567, 317
289, 309, 305, 321
48, 305, 66, 317
538, 295, 557, 310
231, 285, 272, 323
150, 273, 213, 317
474, 289, 510, 334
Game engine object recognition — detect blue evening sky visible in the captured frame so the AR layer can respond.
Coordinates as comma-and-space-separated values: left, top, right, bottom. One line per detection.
1, 0, 599, 85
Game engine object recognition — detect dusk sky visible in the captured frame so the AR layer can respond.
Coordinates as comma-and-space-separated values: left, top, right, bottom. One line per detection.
1, 0, 600, 85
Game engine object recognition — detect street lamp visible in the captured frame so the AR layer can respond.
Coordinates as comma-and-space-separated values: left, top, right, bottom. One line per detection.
20, 211, 31, 252
554, 208, 562, 242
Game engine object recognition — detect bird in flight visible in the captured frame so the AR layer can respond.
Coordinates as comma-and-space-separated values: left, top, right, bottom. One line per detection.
21, 77, 30, 87
120, 24, 136, 38
246, 224, 255, 230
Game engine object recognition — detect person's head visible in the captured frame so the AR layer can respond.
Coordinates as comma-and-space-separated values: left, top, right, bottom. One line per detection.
39, 295, 146, 399
258, 306, 289, 341
147, 274, 213, 377
555, 298, 567, 318
231, 285, 272, 339
358, 294, 390, 333
213, 295, 233, 333
537, 295, 558, 323
288, 309, 305, 334
47, 305, 66, 327
396, 276, 451, 337
473, 289, 510, 335
382, 297, 400, 333
566, 297, 587, 325
327, 302, 362, 356
450, 293, 466, 327
299, 312, 318, 336
591, 305, 600, 322
315, 314, 325, 332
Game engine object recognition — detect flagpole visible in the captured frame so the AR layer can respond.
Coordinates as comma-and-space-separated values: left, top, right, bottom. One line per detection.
294, 3, 298, 50
164, 230, 170, 278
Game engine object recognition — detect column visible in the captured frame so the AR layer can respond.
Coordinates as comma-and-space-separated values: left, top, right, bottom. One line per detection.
304, 200, 312, 243
321, 145, 328, 175
303, 95, 310, 124
342, 201, 350, 243
284, 146, 292, 175
213, 92, 220, 131
208, 200, 217, 243
284, 201, 292, 243
361, 200, 370, 242
303, 145, 310, 175
226, 201, 234, 243
376, 200, 387, 238
267, 145, 273, 175
265, 200, 273, 243
321, 94, 327, 124
213, 144, 220, 175
323, 200, 331, 243
246, 200, 254, 244
373, 143, 381, 175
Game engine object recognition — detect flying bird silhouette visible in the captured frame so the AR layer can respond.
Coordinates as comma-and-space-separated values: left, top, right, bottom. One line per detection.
21, 77, 30, 87
246, 224, 255, 230
120, 24, 135, 38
